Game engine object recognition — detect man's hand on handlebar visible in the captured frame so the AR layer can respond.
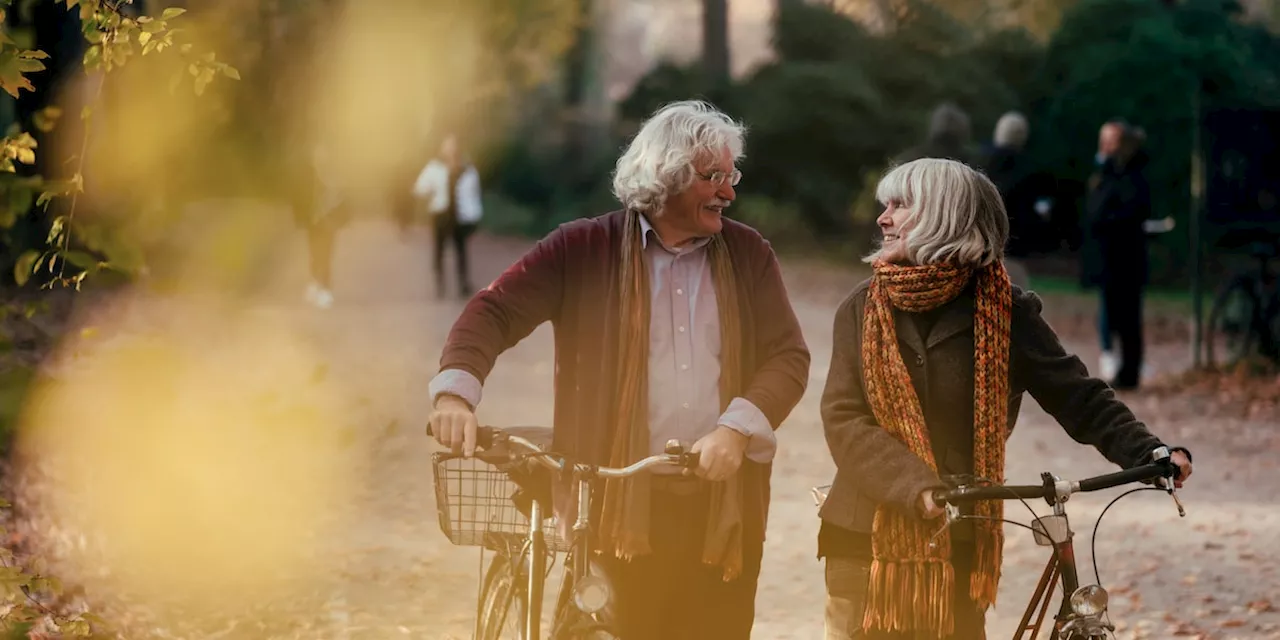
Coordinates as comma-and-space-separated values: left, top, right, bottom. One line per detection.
690, 426, 748, 482
428, 394, 479, 457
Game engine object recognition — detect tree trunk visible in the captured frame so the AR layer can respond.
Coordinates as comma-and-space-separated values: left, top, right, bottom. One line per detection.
702, 0, 730, 88
553, 0, 610, 228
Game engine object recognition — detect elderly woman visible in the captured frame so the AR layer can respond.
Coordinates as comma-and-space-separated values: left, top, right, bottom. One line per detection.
816, 158, 1192, 639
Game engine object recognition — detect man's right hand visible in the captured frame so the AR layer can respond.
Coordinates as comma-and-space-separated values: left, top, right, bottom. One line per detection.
429, 395, 479, 457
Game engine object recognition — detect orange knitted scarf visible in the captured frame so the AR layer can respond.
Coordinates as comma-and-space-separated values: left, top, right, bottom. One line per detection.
861, 260, 1012, 637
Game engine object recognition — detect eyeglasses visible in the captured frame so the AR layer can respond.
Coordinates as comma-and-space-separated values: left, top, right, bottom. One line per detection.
697, 169, 742, 187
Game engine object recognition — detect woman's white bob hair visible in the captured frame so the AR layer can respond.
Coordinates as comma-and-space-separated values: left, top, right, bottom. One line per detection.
612, 100, 746, 216
866, 158, 1009, 267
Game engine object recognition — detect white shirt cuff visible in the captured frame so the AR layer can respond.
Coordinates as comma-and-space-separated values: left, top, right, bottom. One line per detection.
718, 397, 777, 463
428, 369, 483, 409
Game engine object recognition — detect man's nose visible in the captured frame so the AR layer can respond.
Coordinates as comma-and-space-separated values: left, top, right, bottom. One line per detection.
718, 182, 736, 201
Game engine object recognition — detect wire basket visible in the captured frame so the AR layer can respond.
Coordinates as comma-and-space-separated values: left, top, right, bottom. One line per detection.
431, 453, 570, 553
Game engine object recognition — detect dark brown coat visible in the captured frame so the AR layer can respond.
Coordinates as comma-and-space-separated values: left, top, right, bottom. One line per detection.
818, 278, 1166, 538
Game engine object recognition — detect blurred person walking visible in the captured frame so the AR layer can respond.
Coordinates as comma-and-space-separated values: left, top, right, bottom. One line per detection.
893, 102, 980, 168
1081, 121, 1151, 390
979, 111, 1055, 290
296, 142, 350, 309
413, 133, 483, 300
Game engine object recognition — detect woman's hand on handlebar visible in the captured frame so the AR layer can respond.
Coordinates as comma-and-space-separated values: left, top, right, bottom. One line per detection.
1169, 449, 1193, 488
428, 394, 479, 457
917, 488, 945, 520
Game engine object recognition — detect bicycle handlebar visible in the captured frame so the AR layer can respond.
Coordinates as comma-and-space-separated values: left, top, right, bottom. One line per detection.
933, 459, 1178, 506
428, 425, 701, 477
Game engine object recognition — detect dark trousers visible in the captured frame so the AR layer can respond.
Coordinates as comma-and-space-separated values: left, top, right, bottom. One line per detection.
1101, 280, 1144, 387
307, 220, 336, 288
602, 484, 763, 640
431, 214, 474, 296
824, 553, 985, 639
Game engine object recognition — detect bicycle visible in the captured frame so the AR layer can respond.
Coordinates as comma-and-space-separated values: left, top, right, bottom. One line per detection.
1205, 236, 1280, 369
429, 425, 700, 639
812, 446, 1184, 639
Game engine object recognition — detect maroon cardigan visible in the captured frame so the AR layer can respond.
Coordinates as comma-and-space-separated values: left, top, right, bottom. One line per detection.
438, 209, 810, 546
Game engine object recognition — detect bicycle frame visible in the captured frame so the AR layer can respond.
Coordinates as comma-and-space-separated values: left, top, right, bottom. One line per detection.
1012, 499, 1083, 639
512, 462, 594, 640
929, 449, 1181, 640
500, 436, 694, 639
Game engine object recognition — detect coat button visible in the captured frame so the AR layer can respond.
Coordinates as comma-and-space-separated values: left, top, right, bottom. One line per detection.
915, 354, 925, 366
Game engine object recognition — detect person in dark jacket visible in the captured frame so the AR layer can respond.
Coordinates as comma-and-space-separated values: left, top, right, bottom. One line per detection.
818, 157, 1192, 639
980, 111, 1057, 261
1081, 122, 1151, 390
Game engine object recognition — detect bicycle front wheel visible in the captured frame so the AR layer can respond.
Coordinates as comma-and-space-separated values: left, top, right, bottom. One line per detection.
476, 554, 528, 640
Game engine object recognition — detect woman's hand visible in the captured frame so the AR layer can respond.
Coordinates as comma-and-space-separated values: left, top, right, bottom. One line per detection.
917, 489, 945, 520
1170, 449, 1193, 488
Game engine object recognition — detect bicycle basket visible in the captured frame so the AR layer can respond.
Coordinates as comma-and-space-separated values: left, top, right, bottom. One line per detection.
431, 453, 570, 553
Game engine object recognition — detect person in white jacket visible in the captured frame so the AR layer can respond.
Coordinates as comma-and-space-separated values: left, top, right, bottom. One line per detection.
413, 134, 483, 299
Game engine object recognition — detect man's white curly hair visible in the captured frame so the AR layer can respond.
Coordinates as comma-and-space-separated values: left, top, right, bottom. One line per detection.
611, 100, 746, 216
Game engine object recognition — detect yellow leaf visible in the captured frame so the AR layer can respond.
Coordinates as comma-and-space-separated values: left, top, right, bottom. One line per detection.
14, 250, 38, 287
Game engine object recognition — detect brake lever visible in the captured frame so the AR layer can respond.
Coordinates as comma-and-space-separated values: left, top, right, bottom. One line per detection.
1156, 470, 1186, 518
927, 502, 962, 550
1150, 447, 1186, 518
1167, 481, 1186, 517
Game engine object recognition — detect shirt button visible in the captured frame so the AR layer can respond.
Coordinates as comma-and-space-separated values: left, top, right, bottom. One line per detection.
676, 288, 684, 295
682, 403, 690, 409
681, 364, 689, 371
678, 326, 686, 333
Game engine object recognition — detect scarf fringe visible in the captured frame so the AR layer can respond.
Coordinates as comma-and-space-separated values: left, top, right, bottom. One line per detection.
863, 558, 956, 638
971, 519, 1003, 608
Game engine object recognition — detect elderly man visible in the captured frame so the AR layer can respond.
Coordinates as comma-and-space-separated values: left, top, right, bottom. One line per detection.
427, 100, 811, 638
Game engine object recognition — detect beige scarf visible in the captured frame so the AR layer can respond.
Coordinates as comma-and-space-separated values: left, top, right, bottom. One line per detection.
597, 209, 745, 580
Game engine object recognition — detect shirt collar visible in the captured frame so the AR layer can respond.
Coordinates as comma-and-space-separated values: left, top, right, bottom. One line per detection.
637, 213, 713, 253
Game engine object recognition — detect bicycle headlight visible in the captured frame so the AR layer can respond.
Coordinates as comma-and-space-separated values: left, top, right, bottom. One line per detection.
572, 574, 612, 614
1070, 584, 1109, 617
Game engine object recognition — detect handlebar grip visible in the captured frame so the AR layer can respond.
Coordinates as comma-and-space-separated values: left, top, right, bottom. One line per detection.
932, 488, 953, 507
475, 426, 495, 450
683, 450, 701, 470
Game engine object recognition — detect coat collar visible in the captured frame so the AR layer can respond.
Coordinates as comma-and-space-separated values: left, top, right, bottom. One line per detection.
891, 284, 976, 354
